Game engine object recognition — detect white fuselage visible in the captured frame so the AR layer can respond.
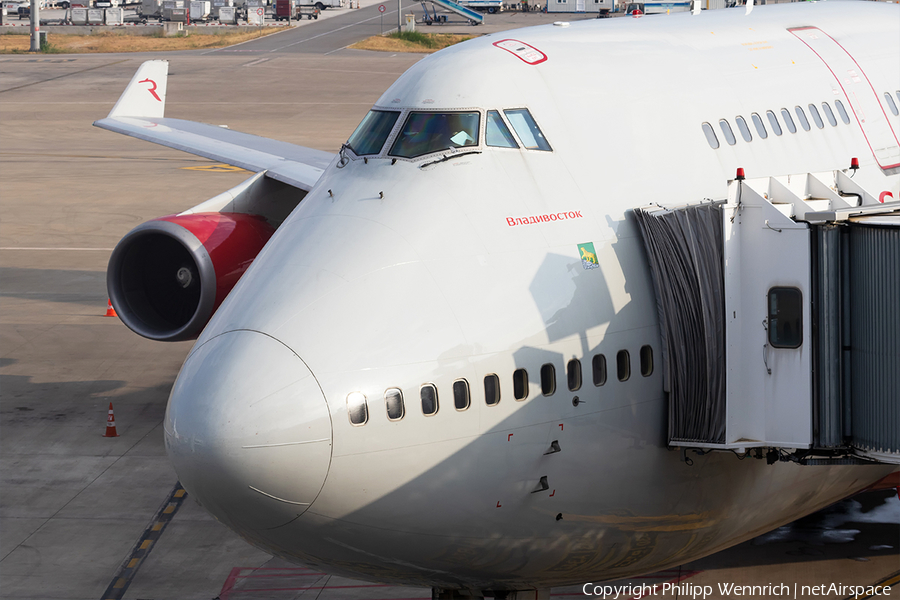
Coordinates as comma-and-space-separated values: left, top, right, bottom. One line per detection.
164, 2, 900, 590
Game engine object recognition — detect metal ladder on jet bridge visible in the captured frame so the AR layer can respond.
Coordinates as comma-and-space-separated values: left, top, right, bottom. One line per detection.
421, 0, 484, 24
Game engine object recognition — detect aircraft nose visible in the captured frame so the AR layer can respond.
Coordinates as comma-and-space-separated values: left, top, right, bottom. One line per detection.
164, 330, 331, 533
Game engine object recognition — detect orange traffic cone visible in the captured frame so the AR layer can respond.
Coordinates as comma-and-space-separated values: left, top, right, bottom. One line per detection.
104, 402, 119, 438
105, 299, 117, 318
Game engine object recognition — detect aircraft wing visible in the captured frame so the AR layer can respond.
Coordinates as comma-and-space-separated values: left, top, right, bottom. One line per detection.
93, 60, 335, 191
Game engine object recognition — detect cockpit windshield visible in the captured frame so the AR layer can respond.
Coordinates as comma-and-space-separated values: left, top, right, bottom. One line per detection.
347, 110, 401, 155
389, 112, 480, 159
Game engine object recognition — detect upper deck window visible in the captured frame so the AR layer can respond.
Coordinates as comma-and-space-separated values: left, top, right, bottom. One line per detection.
347, 110, 400, 156
389, 112, 480, 159
504, 109, 552, 151
486, 110, 518, 148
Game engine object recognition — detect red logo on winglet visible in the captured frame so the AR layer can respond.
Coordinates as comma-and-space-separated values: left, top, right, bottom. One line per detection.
139, 78, 161, 102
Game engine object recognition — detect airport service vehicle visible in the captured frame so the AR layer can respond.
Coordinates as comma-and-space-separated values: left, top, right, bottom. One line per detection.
273, 0, 290, 19
460, 0, 502, 14
297, 0, 339, 10
95, 3, 899, 598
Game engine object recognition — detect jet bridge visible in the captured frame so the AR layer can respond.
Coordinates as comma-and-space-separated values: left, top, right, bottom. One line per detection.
634, 170, 900, 465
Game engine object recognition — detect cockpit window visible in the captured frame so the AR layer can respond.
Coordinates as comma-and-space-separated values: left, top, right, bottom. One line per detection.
486, 110, 518, 148
389, 112, 480, 159
347, 110, 400, 155
503, 109, 551, 151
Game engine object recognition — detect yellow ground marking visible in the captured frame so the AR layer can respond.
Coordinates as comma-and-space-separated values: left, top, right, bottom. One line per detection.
174, 489, 186, 498
152, 522, 164, 531
850, 573, 900, 600
181, 164, 248, 173
113, 578, 127, 589
163, 505, 176, 514
127, 558, 140, 569
140, 540, 153, 550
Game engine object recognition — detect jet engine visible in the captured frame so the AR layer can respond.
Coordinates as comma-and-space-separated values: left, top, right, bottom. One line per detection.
107, 212, 275, 342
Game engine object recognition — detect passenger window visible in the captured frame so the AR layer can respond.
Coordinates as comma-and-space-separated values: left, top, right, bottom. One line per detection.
566, 359, 582, 392
616, 350, 631, 382
766, 110, 783, 136
504, 109, 552, 151
421, 384, 439, 416
513, 368, 529, 400
592, 354, 607, 386
486, 110, 518, 148
822, 102, 838, 126
781, 108, 797, 133
453, 379, 470, 411
389, 112, 480, 159
347, 392, 368, 426
808, 104, 824, 129
751, 113, 768, 139
768, 287, 803, 348
834, 100, 851, 124
540, 364, 556, 396
885, 92, 899, 117
719, 119, 737, 145
735, 116, 752, 142
795, 106, 811, 131
346, 110, 400, 156
385, 388, 405, 421
640, 345, 653, 377
702, 122, 719, 149
484, 374, 500, 406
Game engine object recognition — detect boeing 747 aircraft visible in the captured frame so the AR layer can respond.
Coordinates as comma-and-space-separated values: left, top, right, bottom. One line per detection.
96, 2, 899, 597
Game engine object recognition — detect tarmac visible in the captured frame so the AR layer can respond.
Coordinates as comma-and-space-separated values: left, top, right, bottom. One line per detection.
1, 11, 898, 600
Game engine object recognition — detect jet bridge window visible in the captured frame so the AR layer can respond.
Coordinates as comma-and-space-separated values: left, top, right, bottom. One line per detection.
385, 388, 405, 421
751, 113, 768, 139
389, 112, 480, 159
346, 392, 368, 426
781, 108, 797, 133
504, 109, 552, 151
513, 368, 529, 401
567, 359, 582, 392
834, 100, 851, 124
347, 110, 400, 155
885, 92, 899, 117
768, 287, 803, 349
453, 379, 471, 411
540, 364, 556, 396
421, 383, 439, 416
701, 122, 719, 149
822, 102, 838, 127
766, 110, 783, 136
484, 374, 501, 406
486, 110, 518, 148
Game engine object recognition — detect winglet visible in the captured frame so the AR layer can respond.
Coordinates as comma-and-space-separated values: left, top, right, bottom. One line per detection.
107, 60, 169, 119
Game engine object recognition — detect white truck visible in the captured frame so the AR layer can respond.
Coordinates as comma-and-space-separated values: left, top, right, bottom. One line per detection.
296, 0, 340, 10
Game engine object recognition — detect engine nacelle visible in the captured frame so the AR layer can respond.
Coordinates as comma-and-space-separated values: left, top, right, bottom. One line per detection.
108, 212, 275, 342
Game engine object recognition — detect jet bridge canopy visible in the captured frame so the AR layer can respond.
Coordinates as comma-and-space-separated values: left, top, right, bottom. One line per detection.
634, 171, 900, 465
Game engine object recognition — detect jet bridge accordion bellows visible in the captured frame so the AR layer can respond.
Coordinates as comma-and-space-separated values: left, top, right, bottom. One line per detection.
633, 203, 727, 445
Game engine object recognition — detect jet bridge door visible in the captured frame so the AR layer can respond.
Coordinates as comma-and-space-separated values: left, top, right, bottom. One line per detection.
721, 182, 813, 449
789, 27, 900, 172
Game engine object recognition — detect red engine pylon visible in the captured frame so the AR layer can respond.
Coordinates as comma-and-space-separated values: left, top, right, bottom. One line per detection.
104, 402, 119, 438
105, 299, 118, 318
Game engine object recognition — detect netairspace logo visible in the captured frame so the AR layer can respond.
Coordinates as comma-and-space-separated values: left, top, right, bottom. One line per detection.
581, 582, 894, 598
